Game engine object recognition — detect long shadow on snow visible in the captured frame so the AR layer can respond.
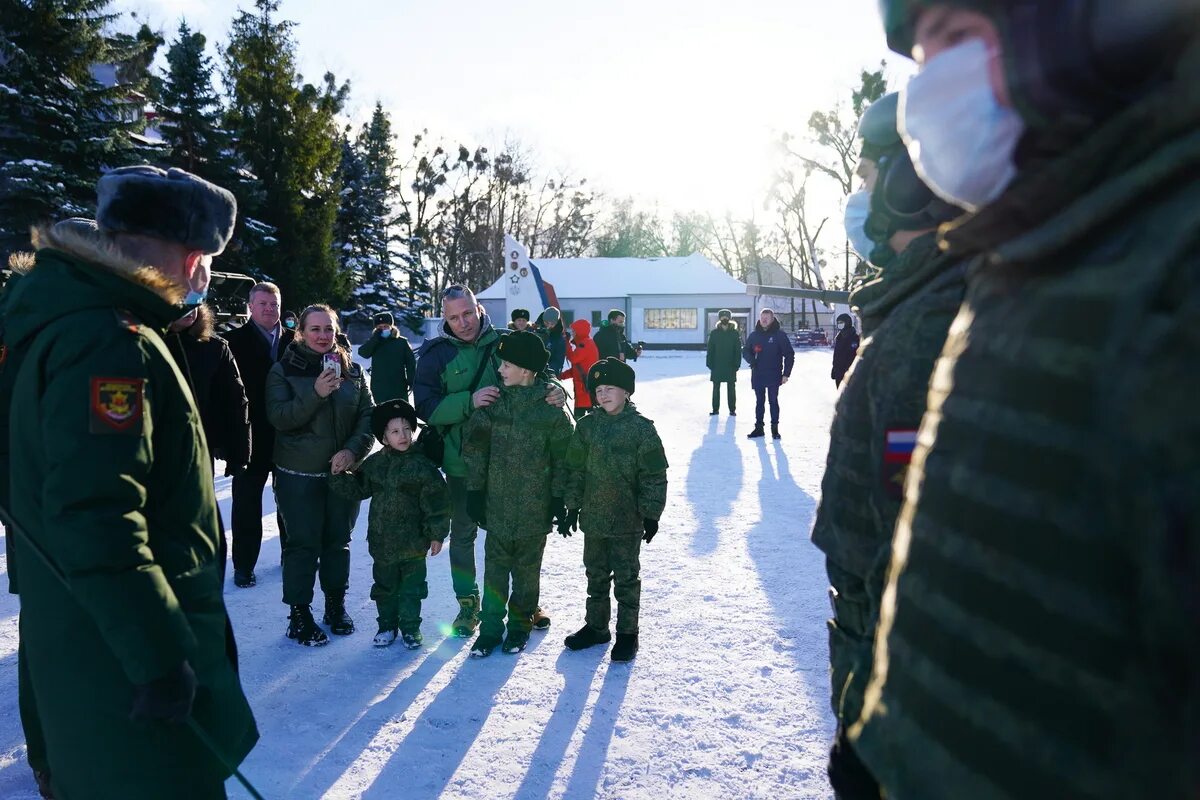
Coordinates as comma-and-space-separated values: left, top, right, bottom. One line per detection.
746, 442, 832, 723
284, 636, 465, 799
685, 415, 743, 557
560, 663, 631, 799
509, 648, 607, 800
360, 637, 530, 798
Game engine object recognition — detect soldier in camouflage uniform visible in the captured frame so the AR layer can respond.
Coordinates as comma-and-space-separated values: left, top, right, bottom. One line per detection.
330, 399, 450, 649
809, 90, 962, 798
849, 4, 1200, 799
561, 358, 669, 663
461, 331, 575, 657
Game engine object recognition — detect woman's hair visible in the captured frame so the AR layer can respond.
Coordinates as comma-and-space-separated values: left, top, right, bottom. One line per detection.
298, 303, 351, 372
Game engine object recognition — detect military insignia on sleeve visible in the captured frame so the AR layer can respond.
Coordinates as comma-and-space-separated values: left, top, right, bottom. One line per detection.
90, 377, 144, 434
882, 428, 918, 499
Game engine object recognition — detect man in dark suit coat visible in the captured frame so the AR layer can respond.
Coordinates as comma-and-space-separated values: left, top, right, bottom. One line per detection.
222, 282, 294, 587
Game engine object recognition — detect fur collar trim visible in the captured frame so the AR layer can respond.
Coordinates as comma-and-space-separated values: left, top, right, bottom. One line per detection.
31, 221, 186, 305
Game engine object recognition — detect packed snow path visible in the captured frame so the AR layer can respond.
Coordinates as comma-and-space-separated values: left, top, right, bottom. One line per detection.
0, 350, 841, 799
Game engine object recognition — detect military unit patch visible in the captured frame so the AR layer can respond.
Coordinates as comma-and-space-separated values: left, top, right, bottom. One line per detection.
90, 376, 144, 434
883, 428, 918, 499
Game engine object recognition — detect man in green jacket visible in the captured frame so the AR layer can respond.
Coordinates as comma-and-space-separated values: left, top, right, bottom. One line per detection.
360, 310, 416, 402
705, 308, 741, 416
809, 90, 962, 798
414, 285, 566, 637
850, 4, 1200, 799
2, 166, 258, 798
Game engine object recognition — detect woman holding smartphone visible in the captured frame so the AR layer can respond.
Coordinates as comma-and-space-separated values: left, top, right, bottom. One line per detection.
266, 304, 375, 646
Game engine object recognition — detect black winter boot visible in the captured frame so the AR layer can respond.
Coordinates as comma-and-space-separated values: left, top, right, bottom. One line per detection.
286, 605, 329, 647
611, 633, 639, 662
564, 624, 611, 651
771, 424, 781, 440
470, 633, 501, 658
747, 425, 765, 439
323, 593, 356, 635
502, 630, 529, 654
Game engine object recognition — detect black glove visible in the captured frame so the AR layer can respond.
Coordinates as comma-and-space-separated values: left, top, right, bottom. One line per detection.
642, 518, 659, 544
559, 508, 580, 537
130, 660, 197, 724
549, 497, 567, 527
466, 490, 487, 528
224, 463, 247, 478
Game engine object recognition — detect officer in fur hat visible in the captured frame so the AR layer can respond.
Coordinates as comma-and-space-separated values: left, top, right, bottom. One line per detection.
0, 165, 258, 797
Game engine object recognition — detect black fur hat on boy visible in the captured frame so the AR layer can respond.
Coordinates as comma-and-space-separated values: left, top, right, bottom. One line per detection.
371, 399, 419, 444
496, 329, 549, 374
588, 357, 635, 396
510, 308, 530, 322
96, 165, 237, 255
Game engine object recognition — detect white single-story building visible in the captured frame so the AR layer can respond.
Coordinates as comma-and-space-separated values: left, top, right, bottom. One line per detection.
477, 238, 752, 349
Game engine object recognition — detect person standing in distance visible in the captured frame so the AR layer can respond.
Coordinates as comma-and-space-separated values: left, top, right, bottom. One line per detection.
831, 313, 860, 388
224, 281, 293, 588
706, 309, 741, 416
743, 309, 794, 440
2, 165, 258, 798
593, 310, 641, 362
851, 4, 1200, 798
359, 311, 417, 403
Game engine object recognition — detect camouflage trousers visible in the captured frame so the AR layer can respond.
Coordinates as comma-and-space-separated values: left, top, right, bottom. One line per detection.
825, 558, 873, 727
372, 557, 428, 633
584, 532, 642, 634
480, 531, 548, 638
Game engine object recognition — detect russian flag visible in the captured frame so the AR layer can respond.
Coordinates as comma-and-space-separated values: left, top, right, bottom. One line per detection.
884, 429, 918, 464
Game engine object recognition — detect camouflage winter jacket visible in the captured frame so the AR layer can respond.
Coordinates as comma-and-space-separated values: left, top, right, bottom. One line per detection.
329, 448, 450, 562
461, 383, 575, 537
853, 46, 1200, 800
809, 230, 965, 727
563, 402, 669, 536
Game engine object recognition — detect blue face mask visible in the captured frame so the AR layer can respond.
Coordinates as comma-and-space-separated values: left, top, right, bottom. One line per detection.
844, 190, 874, 261
380, 328, 392, 338
184, 288, 207, 306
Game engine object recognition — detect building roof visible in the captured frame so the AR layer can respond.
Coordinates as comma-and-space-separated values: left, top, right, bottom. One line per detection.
477, 252, 745, 300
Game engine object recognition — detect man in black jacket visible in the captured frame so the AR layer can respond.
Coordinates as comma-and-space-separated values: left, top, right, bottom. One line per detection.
831, 313, 860, 388
223, 282, 294, 588
593, 310, 640, 362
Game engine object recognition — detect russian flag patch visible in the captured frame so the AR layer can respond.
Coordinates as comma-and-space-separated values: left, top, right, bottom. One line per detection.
884, 429, 918, 464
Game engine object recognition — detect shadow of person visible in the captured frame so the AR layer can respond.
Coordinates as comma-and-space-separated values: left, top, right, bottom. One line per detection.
560, 663, 632, 799
509, 648, 607, 800
685, 415, 744, 557
359, 641, 525, 799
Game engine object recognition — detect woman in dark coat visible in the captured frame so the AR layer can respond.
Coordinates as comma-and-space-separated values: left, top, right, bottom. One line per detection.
742, 309, 795, 439
831, 312, 861, 387
706, 308, 741, 416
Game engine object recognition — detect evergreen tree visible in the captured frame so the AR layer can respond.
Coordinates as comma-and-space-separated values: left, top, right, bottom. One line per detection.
222, 0, 349, 306
0, 0, 148, 258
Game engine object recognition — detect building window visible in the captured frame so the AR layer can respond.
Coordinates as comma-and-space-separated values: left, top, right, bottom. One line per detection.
562, 310, 575, 325
644, 308, 698, 329
591, 310, 602, 327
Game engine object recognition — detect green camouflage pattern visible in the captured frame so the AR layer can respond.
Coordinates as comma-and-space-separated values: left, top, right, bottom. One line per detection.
371, 558, 427, 632
852, 55, 1200, 800
461, 383, 575, 537
563, 402, 669, 535
810, 231, 966, 727
479, 531, 548, 638
584, 533, 643, 634
329, 447, 450, 562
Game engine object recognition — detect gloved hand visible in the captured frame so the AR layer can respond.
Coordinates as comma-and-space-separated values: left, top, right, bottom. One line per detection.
466, 490, 487, 528
130, 660, 197, 724
642, 518, 659, 544
549, 498, 567, 528
224, 463, 247, 478
558, 508, 580, 537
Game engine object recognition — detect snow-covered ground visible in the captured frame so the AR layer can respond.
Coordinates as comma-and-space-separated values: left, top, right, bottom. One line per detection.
0, 349, 841, 799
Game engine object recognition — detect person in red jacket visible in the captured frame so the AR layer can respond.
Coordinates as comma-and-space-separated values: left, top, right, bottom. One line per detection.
560, 319, 600, 420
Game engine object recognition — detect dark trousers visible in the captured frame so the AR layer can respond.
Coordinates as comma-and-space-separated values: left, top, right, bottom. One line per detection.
480, 532, 547, 639
372, 558, 428, 632
446, 476, 480, 599
711, 380, 736, 413
583, 532, 642, 634
754, 385, 780, 425
231, 464, 287, 575
18, 615, 48, 774
274, 472, 360, 606
828, 724, 883, 799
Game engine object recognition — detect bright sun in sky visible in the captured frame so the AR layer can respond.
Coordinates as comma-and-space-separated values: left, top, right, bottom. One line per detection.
117, 0, 914, 221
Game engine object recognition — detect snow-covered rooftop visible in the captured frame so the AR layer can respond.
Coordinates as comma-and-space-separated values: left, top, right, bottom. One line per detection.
477, 252, 745, 300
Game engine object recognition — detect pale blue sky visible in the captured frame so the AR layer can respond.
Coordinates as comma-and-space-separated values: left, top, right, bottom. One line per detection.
115, 0, 912, 219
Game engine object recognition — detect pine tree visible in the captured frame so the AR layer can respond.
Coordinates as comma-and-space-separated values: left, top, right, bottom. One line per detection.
0, 0, 148, 258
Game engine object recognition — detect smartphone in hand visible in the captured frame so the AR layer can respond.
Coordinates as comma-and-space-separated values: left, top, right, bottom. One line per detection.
323, 352, 342, 378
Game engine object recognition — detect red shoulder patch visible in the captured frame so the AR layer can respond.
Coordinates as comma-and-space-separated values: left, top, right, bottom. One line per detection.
90, 377, 144, 434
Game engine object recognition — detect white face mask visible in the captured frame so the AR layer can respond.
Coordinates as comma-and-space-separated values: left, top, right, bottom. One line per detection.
900, 38, 1025, 212
843, 190, 874, 261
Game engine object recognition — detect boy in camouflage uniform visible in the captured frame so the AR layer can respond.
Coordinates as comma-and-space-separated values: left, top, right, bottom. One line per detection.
561, 358, 669, 663
462, 330, 575, 657
330, 399, 450, 649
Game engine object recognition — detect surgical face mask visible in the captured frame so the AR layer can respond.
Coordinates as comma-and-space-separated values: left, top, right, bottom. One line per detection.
838, 322, 846, 330
900, 38, 1025, 212
184, 287, 207, 306
183, 255, 211, 306
844, 190, 874, 261
284, 319, 296, 330
381, 328, 392, 338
